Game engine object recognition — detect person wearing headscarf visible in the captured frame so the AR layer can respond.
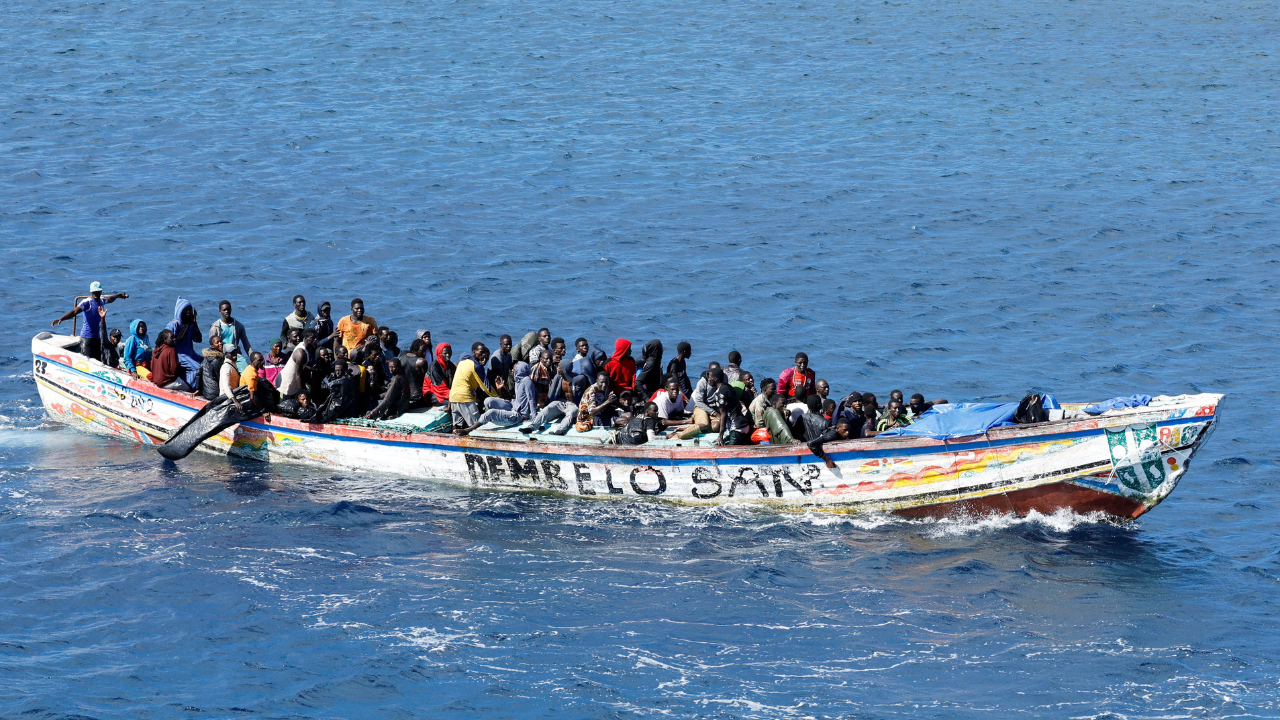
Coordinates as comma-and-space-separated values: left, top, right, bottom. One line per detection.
635, 339, 664, 399
605, 339, 636, 393
121, 319, 152, 378
165, 298, 203, 389
422, 342, 456, 407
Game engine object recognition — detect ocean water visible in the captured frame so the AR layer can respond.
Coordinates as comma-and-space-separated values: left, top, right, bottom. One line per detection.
2, 0, 1278, 716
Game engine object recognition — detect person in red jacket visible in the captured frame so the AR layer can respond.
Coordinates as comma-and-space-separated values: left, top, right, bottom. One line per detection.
777, 352, 815, 399
421, 342, 456, 408
150, 329, 192, 392
605, 338, 636, 393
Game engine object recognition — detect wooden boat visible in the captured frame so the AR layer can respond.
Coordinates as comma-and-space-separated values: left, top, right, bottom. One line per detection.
31, 332, 1220, 519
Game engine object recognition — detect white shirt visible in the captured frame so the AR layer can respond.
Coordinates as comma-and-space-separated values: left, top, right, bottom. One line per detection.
219, 361, 240, 399
654, 393, 688, 419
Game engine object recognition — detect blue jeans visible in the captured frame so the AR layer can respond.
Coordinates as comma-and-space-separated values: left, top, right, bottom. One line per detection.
529, 401, 577, 435
478, 397, 524, 427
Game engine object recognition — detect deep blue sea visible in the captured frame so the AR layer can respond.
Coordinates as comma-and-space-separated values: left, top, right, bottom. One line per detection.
2, 0, 1278, 716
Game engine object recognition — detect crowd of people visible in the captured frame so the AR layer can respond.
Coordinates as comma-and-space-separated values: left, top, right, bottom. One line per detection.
53, 285, 947, 464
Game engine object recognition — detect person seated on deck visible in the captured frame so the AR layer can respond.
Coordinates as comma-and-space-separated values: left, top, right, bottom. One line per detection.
318, 360, 359, 422
696, 361, 722, 385
550, 337, 567, 362
422, 342, 455, 408
730, 370, 756, 409
150, 329, 193, 393
281, 294, 315, 339
283, 327, 304, 356
785, 387, 809, 429
399, 339, 429, 409
574, 372, 618, 432
724, 350, 745, 385
279, 391, 317, 422
207, 300, 251, 370
198, 334, 225, 401
888, 389, 905, 407
815, 379, 831, 402
809, 417, 853, 469
314, 302, 335, 351
120, 319, 152, 378
356, 344, 386, 412
102, 328, 123, 369
310, 347, 334, 403
522, 356, 579, 436
218, 346, 241, 399
778, 352, 816, 400
799, 395, 831, 443
50, 281, 131, 359
906, 393, 948, 420
527, 346, 555, 399
331, 298, 377, 353
666, 341, 693, 399
262, 338, 288, 387
277, 329, 318, 399
488, 334, 514, 398
762, 393, 797, 445
822, 398, 837, 421
831, 392, 866, 440
678, 367, 734, 440
366, 357, 410, 421
456, 360, 538, 434
861, 392, 880, 423
605, 339, 636, 394
380, 328, 400, 362
618, 402, 666, 446
870, 400, 910, 436
165, 298, 204, 390
449, 342, 504, 433
708, 374, 752, 445
748, 377, 777, 429
654, 378, 690, 424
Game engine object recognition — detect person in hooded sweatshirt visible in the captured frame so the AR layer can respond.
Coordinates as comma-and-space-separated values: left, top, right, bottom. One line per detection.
421, 342, 455, 408
635, 339, 664, 399
457, 360, 536, 433
120, 319, 152, 378
198, 334, 226, 401
165, 298, 203, 390
605, 339, 636, 394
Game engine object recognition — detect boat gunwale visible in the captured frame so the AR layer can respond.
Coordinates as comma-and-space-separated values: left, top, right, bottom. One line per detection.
30, 333, 1222, 465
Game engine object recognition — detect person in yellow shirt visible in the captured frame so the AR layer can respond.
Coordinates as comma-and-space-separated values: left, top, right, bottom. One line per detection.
329, 298, 378, 352
449, 342, 505, 431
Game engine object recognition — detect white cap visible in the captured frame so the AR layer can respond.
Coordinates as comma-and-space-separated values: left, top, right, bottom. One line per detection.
89, 281, 102, 293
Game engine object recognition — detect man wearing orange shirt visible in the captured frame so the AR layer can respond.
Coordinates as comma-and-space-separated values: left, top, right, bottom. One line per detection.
330, 298, 378, 352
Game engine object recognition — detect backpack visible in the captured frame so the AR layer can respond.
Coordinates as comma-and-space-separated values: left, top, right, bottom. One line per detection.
1014, 394, 1047, 424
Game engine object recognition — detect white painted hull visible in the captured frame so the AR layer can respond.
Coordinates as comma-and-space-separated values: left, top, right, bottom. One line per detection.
32, 333, 1220, 518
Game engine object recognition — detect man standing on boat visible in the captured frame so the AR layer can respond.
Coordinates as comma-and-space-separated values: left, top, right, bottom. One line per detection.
330, 298, 378, 352
50, 281, 129, 359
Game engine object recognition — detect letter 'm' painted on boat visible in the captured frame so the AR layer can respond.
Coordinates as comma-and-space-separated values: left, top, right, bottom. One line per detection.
486, 455, 507, 485
507, 457, 539, 484
729, 467, 769, 498
541, 460, 566, 491
573, 463, 596, 495
629, 467, 666, 496
604, 466, 622, 495
690, 466, 722, 499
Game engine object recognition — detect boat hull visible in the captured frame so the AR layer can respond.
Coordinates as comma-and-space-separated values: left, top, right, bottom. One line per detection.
31, 333, 1219, 519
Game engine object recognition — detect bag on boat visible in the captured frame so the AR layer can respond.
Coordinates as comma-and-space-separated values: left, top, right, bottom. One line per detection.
750, 427, 770, 444
156, 386, 264, 461
1013, 394, 1048, 424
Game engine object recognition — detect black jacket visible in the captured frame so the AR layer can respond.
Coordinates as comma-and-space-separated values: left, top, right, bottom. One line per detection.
198, 350, 225, 401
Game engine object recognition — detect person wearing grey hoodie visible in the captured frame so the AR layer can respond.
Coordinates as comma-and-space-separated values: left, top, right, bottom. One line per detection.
457, 361, 537, 433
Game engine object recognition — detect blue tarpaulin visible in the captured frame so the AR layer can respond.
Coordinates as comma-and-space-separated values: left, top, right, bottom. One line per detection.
878, 402, 1019, 440
1083, 394, 1151, 415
